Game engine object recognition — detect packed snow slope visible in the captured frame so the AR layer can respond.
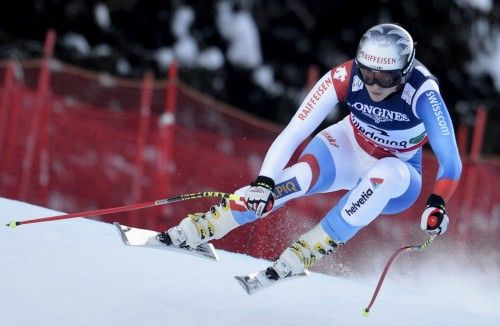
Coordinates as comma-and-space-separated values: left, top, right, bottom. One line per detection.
0, 197, 498, 326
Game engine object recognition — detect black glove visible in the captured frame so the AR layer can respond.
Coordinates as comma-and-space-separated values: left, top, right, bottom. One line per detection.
244, 176, 275, 217
420, 194, 449, 236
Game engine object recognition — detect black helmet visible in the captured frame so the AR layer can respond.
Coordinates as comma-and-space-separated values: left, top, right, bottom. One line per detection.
355, 23, 416, 87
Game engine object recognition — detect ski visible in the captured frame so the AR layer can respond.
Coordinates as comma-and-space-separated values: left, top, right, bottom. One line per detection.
113, 222, 220, 261
235, 268, 310, 295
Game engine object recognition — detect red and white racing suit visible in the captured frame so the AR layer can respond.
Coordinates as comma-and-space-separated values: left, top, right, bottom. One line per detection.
231, 59, 462, 243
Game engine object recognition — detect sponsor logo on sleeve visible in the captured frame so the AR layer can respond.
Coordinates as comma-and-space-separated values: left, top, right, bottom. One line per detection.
274, 177, 302, 199
297, 78, 333, 121
426, 91, 450, 136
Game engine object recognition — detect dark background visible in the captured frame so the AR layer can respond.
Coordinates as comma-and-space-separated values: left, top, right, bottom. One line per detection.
0, 0, 498, 154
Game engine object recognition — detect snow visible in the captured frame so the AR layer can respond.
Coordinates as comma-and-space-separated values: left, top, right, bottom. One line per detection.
216, 1, 263, 69
154, 47, 176, 71
456, 0, 493, 12
94, 2, 111, 30
61, 33, 91, 56
197, 47, 225, 70
252, 65, 285, 95
172, 6, 199, 67
468, 27, 500, 91
0, 197, 498, 325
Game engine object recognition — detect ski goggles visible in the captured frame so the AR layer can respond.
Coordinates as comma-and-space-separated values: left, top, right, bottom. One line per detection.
358, 66, 403, 88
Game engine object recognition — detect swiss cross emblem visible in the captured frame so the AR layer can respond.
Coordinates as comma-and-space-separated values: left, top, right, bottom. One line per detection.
333, 66, 347, 82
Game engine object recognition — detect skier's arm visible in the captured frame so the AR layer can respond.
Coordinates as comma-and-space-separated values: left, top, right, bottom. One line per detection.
414, 79, 462, 236
414, 79, 462, 201
245, 63, 351, 217
258, 70, 342, 180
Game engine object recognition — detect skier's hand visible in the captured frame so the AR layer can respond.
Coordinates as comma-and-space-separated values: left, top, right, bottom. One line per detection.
245, 176, 275, 218
420, 194, 449, 236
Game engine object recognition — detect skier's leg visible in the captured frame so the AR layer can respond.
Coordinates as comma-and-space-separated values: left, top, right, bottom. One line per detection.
270, 157, 422, 278
160, 118, 359, 248
159, 129, 346, 248
232, 135, 342, 225
160, 146, 333, 248
232, 117, 365, 228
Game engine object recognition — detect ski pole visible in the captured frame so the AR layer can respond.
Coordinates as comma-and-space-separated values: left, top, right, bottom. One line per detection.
362, 235, 437, 316
6, 191, 241, 228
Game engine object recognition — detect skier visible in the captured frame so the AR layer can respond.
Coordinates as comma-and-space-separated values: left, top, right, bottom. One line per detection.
153, 23, 462, 280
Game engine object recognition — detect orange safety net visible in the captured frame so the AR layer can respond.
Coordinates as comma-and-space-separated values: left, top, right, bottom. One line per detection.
0, 60, 498, 275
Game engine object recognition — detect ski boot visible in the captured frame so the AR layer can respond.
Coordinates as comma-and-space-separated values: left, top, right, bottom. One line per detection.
155, 197, 240, 248
266, 223, 342, 280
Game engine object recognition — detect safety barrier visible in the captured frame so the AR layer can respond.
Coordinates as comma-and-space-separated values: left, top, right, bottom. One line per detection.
0, 30, 498, 275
